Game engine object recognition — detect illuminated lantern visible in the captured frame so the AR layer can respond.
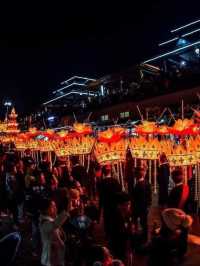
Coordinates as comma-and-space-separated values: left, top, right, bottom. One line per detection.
15, 138, 27, 151
42, 129, 55, 140
57, 130, 68, 139
94, 138, 128, 165
6, 108, 20, 134
56, 123, 95, 170
170, 119, 195, 135
29, 127, 37, 134
164, 140, 197, 185
189, 136, 200, 162
27, 140, 39, 151
129, 137, 160, 160
0, 121, 8, 133
135, 121, 157, 135
27, 127, 38, 139
166, 143, 197, 167
68, 135, 95, 155
73, 123, 92, 135
66, 123, 95, 156
54, 144, 71, 157
37, 140, 54, 152
156, 125, 169, 135
94, 127, 128, 189
129, 136, 161, 193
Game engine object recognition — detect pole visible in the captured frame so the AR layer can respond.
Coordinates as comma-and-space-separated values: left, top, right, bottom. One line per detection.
181, 100, 184, 120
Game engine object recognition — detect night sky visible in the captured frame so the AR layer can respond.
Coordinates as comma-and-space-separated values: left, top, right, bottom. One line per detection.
0, 1, 199, 116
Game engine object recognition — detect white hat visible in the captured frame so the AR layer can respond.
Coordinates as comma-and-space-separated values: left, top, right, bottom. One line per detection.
162, 208, 193, 231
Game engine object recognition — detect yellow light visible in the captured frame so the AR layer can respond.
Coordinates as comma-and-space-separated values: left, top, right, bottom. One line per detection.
129, 137, 160, 160
94, 139, 128, 165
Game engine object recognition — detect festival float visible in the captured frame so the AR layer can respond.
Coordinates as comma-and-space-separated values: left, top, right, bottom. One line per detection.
0, 103, 200, 208
129, 121, 161, 193
54, 123, 95, 171
94, 127, 128, 190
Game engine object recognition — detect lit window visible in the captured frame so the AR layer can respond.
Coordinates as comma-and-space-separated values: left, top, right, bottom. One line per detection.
125, 111, 130, 117
101, 114, 109, 121
120, 111, 129, 118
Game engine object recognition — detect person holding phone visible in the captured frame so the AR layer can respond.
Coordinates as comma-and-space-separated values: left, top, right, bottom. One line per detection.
39, 198, 69, 266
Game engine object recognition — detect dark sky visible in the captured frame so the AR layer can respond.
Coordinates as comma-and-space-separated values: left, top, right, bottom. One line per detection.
0, 0, 199, 115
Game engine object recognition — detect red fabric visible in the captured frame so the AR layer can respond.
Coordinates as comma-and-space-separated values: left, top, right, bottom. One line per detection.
98, 134, 124, 143
178, 184, 189, 210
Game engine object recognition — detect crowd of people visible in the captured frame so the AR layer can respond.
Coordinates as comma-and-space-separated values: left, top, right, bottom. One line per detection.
0, 147, 196, 266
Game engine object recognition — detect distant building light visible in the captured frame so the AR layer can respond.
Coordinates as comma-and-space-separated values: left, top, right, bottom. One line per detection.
4, 101, 12, 106
177, 38, 187, 46
143, 40, 200, 64
120, 111, 130, 118
171, 19, 200, 33
181, 28, 200, 38
158, 37, 179, 47
180, 60, 186, 66
100, 85, 105, 96
101, 114, 109, 121
195, 48, 200, 55
47, 116, 55, 121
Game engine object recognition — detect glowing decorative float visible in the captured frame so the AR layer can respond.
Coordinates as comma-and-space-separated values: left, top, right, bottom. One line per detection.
67, 123, 95, 156
94, 127, 128, 190
54, 123, 95, 171
169, 119, 198, 135
156, 125, 169, 135
166, 143, 197, 167
0, 121, 8, 133
135, 121, 157, 135
6, 108, 20, 134
129, 137, 160, 160
129, 136, 161, 192
94, 127, 128, 164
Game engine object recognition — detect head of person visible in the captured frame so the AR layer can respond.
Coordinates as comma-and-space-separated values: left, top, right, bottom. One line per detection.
95, 165, 102, 178
68, 175, 75, 182
54, 188, 69, 213
116, 192, 131, 217
161, 208, 193, 232
71, 156, 79, 166
69, 188, 80, 209
52, 166, 59, 177
50, 176, 58, 191
160, 153, 168, 164
25, 149, 31, 157
16, 159, 24, 170
7, 164, 17, 174
41, 152, 48, 161
40, 198, 57, 219
38, 171, 46, 186
171, 168, 183, 184
102, 164, 112, 177
29, 162, 36, 171
134, 166, 146, 180
90, 245, 113, 266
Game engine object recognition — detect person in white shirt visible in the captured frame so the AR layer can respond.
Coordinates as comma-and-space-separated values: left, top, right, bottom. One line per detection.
39, 198, 69, 266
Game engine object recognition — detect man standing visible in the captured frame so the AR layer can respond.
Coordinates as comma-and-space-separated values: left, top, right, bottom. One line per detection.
157, 153, 170, 208
132, 166, 152, 242
168, 168, 189, 212
98, 164, 122, 238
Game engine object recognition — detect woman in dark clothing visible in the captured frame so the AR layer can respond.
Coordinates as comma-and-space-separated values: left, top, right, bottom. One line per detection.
157, 153, 170, 208
149, 208, 193, 266
132, 166, 152, 241
109, 192, 133, 263
168, 168, 189, 212
5, 165, 19, 227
